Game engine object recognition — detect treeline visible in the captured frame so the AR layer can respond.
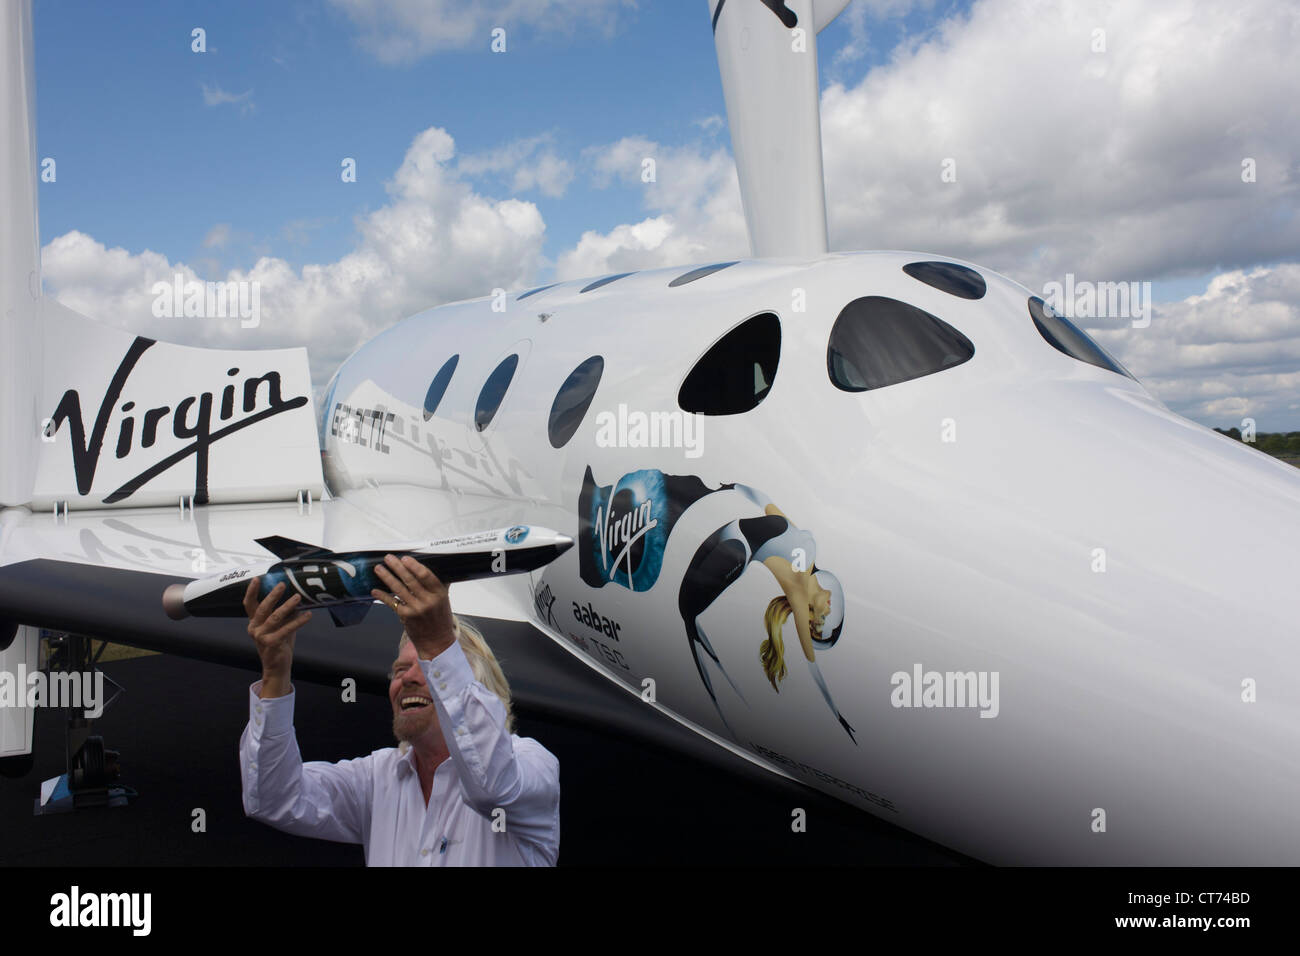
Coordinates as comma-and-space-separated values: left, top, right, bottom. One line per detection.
1214, 428, 1300, 458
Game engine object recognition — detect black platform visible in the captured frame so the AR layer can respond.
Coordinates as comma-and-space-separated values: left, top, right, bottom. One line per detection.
0, 651, 971, 865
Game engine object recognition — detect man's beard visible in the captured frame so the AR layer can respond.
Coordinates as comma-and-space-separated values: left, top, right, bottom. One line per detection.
393, 708, 435, 743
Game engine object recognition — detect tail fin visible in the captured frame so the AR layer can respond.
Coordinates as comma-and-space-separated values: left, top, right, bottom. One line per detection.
707, 0, 850, 258
0, 0, 42, 507
1, 0, 323, 512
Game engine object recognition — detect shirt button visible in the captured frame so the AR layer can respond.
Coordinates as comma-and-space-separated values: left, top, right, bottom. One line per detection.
433, 670, 441, 678
255, 704, 263, 714
438, 682, 447, 691
421, 848, 429, 857
250, 762, 257, 771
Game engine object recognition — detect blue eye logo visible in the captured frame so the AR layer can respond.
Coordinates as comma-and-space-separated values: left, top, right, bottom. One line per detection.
505, 525, 529, 544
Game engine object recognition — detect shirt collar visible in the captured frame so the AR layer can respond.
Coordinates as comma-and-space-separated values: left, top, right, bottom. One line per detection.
395, 744, 417, 777
394, 744, 452, 781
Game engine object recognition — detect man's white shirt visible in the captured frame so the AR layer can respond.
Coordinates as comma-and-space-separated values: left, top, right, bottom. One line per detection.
239, 639, 559, 866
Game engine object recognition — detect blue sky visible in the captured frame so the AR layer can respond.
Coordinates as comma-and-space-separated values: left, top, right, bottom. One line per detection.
31, 0, 1300, 430
34, 0, 969, 276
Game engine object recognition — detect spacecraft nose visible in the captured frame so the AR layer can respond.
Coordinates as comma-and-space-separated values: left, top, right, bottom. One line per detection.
162, 583, 189, 620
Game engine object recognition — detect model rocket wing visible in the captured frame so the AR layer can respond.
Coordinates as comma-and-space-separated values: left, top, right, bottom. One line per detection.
255, 534, 330, 560
327, 601, 374, 628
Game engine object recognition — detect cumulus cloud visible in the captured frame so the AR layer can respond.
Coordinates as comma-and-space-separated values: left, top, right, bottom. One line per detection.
328, 0, 633, 62
555, 136, 747, 278
457, 134, 574, 198
1095, 264, 1300, 430
830, 0, 938, 69
41, 127, 546, 397
818, 0, 1300, 281
563, 0, 1297, 285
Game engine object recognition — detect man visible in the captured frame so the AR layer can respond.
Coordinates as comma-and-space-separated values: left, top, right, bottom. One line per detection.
239, 553, 560, 866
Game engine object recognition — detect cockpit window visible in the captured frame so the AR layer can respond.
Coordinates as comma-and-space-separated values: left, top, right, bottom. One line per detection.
549, 356, 604, 448
475, 354, 519, 431
902, 261, 987, 300
1027, 296, 1134, 379
423, 355, 458, 421
827, 296, 974, 392
679, 312, 780, 415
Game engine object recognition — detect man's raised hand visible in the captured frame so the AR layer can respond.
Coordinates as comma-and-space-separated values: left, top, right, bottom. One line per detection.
243, 578, 312, 699
371, 555, 456, 658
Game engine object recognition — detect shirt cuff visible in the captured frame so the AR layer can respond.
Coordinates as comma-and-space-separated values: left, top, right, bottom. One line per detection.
248, 681, 295, 736
419, 639, 474, 701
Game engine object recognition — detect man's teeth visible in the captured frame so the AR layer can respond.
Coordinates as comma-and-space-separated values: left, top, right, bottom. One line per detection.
401, 697, 431, 709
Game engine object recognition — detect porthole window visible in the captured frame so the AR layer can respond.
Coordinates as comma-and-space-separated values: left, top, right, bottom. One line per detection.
1027, 296, 1134, 379
475, 354, 519, 431
423, 355, 458, 421
902, 261, 987, 300
580, 272, 635, 294
669, 262, 739, 288
548, 356, 604, 448
827, 296, 974, 392
678, 313, 780, 415
518, 282, 559, 301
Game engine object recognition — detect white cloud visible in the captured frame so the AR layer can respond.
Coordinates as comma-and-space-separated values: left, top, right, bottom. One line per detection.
1095, 264, 1300, 430
201, 223, 231, 249
555, 136, 747, 278
830, 0, 937, 69
41, 127, 546, 397
457, 134, 574, 198
328, 0, 633, 62
817, 0, 1300, 281
560, 0, 1298, 284
201, 83, 255, 113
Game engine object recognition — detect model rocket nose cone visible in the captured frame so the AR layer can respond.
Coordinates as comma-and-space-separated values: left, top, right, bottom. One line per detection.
555, 535, 574, 555
162, 583, 189, 620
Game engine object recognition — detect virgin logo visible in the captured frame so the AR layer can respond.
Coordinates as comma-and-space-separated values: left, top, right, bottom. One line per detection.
44, 336, 308, 504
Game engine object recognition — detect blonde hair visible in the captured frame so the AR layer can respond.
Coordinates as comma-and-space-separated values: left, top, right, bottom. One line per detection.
398, 615, 516, 734
761, 597, 791, 691
761, 595, 824, 691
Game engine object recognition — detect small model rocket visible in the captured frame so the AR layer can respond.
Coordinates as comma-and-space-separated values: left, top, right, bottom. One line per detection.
162, 524, 571, 627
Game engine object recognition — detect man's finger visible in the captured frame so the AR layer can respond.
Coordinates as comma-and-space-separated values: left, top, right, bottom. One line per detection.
374, 564, 413, 603
242, 577, 260, 619
251, 581, 287, 628
403, 557, 444, 592
370, 586, 407, 614
382, 554, 420, 594
269, 610, 312, 643
263, 592, 303, 631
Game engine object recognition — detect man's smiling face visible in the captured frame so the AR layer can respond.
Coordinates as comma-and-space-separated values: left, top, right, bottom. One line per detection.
390, 637, 437, 743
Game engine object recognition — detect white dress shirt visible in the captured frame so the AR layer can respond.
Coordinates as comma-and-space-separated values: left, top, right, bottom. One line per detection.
239, 639, 560, 866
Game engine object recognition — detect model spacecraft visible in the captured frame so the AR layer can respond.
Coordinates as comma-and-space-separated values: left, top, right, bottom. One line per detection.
162, 525, 572, 627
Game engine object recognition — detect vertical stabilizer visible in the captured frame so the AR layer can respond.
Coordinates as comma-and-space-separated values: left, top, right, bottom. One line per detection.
0, 0, 42, 507
708, 0, 849, 258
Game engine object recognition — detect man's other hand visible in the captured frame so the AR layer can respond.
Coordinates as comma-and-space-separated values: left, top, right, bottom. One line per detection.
371, 555, 456, 659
